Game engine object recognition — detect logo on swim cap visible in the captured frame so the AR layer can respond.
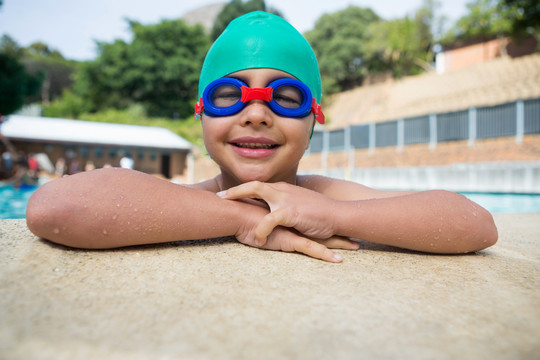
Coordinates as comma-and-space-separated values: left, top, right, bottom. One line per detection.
198, 11, 322, 103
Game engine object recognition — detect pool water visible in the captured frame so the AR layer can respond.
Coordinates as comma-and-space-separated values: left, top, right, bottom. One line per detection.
461, 192, 540, 214
0, 184, 38, 219
0, 184, 539, 219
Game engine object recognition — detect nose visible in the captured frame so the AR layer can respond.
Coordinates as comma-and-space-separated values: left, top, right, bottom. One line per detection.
239, 100, 274, 127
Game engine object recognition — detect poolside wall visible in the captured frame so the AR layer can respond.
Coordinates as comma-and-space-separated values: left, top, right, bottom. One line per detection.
192, 134, 540, 193
300, 162, 540, 193
298, 134, 540, 193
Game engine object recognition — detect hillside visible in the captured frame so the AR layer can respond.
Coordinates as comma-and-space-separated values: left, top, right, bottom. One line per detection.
324, 54, 540, 130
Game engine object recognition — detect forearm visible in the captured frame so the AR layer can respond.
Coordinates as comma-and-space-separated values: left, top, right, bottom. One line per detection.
333, 190, 498, 253
26, 168, 253, 248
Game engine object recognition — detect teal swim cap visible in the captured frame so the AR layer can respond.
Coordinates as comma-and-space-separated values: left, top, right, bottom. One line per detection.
198, 11, 322, 102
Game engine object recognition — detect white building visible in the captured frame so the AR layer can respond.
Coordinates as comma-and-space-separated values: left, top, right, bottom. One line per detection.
1, 115, 193, 181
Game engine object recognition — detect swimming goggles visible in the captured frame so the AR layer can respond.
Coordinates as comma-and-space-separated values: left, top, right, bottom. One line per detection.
195, 77, 325, 124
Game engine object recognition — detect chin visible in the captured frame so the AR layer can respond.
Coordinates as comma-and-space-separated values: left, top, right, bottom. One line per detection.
238, 172, 272, 183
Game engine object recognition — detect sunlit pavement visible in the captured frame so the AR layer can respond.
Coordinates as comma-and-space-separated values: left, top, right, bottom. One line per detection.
1, 214, 539, 359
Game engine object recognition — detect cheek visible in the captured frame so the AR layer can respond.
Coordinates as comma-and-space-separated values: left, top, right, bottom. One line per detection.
202, 118, 226, 141
296, 118, 314, 148
201, 119, 225, 158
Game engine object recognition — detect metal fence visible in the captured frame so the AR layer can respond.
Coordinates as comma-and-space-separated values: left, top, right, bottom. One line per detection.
308, 98, 540, 153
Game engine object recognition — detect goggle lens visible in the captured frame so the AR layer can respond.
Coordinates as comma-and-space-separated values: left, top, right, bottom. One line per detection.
211, 85, 242, 108
273, 85, 304, 109
195, 77, 325, 124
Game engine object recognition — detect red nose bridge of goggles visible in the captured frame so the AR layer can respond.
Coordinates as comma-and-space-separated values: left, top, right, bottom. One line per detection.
194, 78, 325, 124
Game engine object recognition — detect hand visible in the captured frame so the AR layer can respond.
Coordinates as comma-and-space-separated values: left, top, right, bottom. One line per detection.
232, 196, 358, 263
237, 225, 359, 263
218, 181, 340, 246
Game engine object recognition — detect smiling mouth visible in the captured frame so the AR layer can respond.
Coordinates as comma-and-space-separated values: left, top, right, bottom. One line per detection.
232, 142, 279, 149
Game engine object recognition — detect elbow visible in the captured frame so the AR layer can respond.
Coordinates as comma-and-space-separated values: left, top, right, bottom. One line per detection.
478, 210, 498, 250
436, 190, 498, 253
26, 184, 54, 239
25, 183, 72, 244
461, 201, 499, 253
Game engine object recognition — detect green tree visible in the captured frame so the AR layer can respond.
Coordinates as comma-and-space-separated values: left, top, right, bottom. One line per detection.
211, 0, 282, 40
42, 89, 91, 119
0, 53, 43, 115
72, 18, 211, 118
25, 42, 65, 60
1, 35, 77, 105
0, 35, 25, 58
365, 1, 438, 78
441, 0, 513, 45
22, 42, 77, 104
304, 6, 380, 95
498, 0, 540, 38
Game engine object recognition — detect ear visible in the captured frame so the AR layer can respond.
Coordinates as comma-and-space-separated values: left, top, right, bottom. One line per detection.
309, 116, 316, 140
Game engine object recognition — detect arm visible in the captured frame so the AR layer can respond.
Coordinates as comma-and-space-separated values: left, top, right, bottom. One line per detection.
26, 168, 354, 262
331, 189, 498, 253
26, 168, 248, 249
217, 177, 498, 254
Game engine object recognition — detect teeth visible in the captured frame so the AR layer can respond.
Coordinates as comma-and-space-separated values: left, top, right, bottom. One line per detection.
235, 143, 276, 149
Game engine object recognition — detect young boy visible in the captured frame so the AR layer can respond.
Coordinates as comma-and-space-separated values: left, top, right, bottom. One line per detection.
26, 12, 497, 263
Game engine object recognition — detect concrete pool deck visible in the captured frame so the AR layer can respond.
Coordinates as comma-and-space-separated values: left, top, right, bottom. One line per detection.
1, 214, 539, 359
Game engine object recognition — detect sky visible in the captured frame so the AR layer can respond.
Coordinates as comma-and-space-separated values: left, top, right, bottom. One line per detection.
0, 0, 470, 61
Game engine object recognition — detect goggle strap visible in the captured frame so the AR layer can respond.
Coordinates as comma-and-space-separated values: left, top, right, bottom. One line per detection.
240, 86, 273, 103
194, 97, 204, 120
194, 89, 325, 124
311, 99, 325, 124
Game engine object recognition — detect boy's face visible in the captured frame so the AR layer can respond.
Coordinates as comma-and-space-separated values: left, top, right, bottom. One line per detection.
201, 68, 314, 188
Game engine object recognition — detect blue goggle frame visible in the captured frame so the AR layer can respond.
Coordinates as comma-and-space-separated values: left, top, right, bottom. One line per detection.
195, 77, 325, 124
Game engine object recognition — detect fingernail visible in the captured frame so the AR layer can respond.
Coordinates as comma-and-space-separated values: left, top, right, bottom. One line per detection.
333, 253, 343, 262
216, 191, 226, 198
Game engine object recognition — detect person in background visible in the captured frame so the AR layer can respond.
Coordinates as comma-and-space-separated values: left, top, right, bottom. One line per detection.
120, 154, 134, 169
55, 158, 66, 177
69, 159, 80, 175
84, 160, 96, 172
1, 151, 13, 177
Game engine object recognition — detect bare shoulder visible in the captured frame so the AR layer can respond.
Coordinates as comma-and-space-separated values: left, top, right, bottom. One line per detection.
186, 176, 221, 192
297, 175, 413, 201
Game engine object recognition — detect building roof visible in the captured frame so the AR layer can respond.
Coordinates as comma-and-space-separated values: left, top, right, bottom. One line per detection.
324, 53, 540, 130
2, 115, 192, 151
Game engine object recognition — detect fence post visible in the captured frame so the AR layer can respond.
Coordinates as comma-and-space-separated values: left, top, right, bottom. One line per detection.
429, 114, 437, 150
468, 107, 477, 148
345, 126, 353, 180
322, 130, 329, 174
516, 100, 524, 144
397, 119, 404, 153
369, 122, 376, 154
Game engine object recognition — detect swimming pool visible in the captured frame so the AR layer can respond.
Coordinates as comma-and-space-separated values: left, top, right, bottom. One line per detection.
461, 192, 540, 214
0, 183, 38, 220
0, 183, 539, 219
